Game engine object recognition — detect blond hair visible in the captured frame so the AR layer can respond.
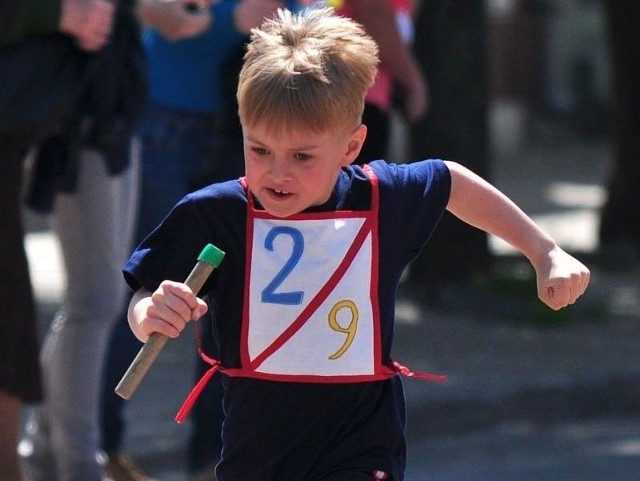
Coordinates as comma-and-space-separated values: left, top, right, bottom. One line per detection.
237, 8, 379, 135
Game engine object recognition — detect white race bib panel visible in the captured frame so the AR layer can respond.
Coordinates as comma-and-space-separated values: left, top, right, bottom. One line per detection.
246, 216, 376, 378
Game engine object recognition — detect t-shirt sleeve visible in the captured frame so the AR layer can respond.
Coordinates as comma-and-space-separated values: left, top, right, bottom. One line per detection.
123, 196, 212, 293
372, 159, 451, 261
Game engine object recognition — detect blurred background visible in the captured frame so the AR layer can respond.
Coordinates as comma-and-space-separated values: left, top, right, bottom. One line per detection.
23, 0, 640, 480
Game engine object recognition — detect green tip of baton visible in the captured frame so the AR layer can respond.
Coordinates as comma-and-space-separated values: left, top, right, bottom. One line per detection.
198, 243, 225, 267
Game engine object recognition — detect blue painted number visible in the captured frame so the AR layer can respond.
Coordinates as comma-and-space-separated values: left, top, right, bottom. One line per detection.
261, 226, 304, 305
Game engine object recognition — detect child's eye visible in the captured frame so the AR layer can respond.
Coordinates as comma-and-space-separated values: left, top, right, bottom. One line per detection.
294, 152, 311, 161
251, 146, 269, 156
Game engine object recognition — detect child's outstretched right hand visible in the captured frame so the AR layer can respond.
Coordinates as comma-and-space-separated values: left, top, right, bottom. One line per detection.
129, 280, 209, 342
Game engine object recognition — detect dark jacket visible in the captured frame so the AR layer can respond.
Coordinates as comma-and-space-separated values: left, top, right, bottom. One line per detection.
22, 0, 149, 212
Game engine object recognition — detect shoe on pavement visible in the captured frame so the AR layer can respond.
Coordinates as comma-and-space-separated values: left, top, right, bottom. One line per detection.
99, 452, 157, 481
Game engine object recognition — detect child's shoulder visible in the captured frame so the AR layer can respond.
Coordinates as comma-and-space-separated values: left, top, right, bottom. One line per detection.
363, 158, 449, 185
186, 178, 246, 202
338, 160, 450, 208
173, 178, 248, 221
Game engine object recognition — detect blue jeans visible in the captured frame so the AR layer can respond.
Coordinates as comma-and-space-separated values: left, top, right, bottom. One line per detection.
101, 103, 239, 471
135, 103, 230, 239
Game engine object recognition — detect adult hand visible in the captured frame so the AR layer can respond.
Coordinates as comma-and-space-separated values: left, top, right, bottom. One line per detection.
399, 67, 429, 123
233, 0, 284, 35
137, 0, 215, 41
59, 0, 115, 51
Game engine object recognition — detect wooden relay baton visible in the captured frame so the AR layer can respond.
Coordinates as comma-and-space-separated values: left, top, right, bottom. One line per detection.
115, 243, 225, 400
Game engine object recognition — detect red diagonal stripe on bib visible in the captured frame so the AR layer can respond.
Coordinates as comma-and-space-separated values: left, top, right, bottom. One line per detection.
250, 217, 372, 370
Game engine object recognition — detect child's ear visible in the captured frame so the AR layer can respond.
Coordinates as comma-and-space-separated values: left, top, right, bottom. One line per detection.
341, 124, 368, 166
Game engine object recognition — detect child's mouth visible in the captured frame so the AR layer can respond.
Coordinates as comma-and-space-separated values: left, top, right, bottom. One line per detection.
272, 188, 291, 198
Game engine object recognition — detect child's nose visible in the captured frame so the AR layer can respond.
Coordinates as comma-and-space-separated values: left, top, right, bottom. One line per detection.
269, 157, 290, 179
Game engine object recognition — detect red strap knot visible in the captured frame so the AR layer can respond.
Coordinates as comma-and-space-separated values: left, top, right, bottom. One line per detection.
391, 361, 447, 383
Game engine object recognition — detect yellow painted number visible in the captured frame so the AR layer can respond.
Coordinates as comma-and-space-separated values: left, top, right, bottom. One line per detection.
327, 300, 358, 360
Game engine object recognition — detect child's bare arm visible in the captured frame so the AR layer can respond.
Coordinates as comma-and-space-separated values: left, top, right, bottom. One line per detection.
128, 281, 208, 342
444, 161, 590, 310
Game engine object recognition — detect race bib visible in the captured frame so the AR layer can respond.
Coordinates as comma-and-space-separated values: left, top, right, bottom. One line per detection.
244, 215, 378, 379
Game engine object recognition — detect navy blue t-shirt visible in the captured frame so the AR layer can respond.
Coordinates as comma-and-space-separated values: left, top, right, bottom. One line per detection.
123, 159, 451, 480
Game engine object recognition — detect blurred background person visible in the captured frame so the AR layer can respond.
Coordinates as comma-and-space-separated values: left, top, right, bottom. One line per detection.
329, 0, 428, 164
13, 1, 148, 480
0, 0, 126, 479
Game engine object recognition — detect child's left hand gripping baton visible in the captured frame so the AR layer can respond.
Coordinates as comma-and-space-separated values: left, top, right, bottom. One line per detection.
115, 243, 225, 400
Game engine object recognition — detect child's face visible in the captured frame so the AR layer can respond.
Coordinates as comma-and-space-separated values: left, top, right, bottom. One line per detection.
243, 121, 366, 218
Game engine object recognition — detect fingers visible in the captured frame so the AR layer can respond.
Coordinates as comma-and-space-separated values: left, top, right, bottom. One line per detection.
146, 281, 208, 338
539, 269, 591, 311
76, 28, 110, 52
60, 0, 115, 51
80, 0, 115, 50
141, 0, 213, 41
533, 246, 591, 311
234, 0, 284, 35
402, 79, 429, 122
403, 92, 427, 123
